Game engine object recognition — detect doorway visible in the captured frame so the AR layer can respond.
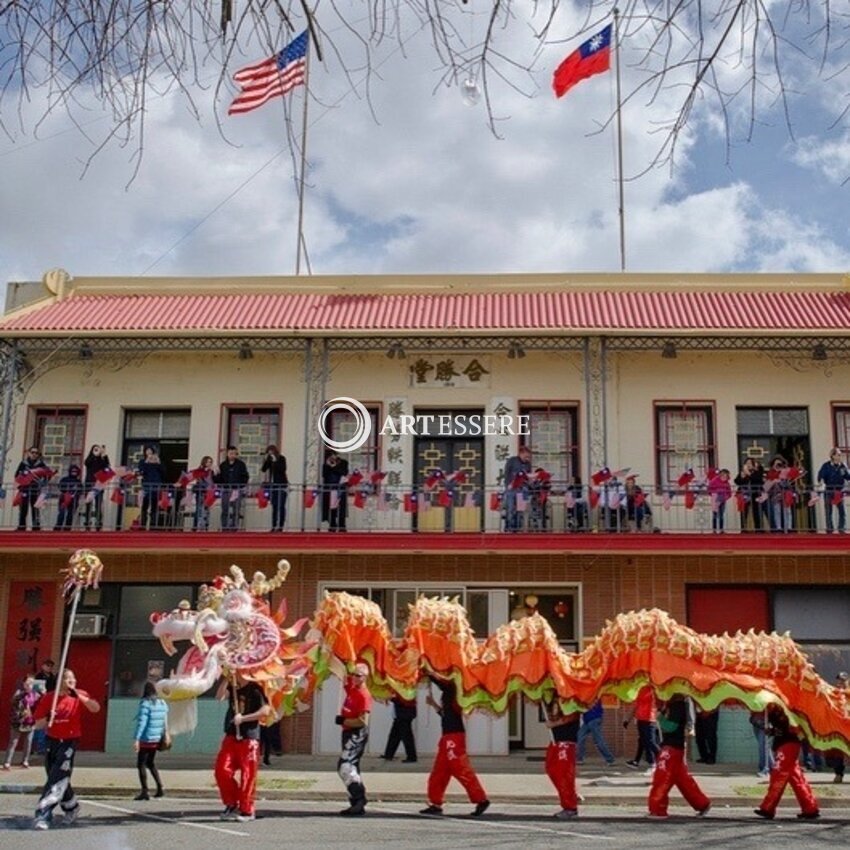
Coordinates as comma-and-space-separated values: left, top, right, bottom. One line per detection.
413, 410, 485, 532
736, 407, 814, 530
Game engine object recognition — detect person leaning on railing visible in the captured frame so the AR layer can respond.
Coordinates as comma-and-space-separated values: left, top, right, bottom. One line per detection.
261, 445, 289, 533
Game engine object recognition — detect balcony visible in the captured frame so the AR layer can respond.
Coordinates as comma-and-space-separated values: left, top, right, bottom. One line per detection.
1, 479, 845, 554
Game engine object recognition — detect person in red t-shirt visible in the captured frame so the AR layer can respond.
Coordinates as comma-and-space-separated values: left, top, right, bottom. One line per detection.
31, 669, 100, 830
336, 662, 372, 816
624, 684, 659, 770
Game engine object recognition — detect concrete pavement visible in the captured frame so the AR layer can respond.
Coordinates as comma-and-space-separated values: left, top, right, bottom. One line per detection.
2, 753, 848, 812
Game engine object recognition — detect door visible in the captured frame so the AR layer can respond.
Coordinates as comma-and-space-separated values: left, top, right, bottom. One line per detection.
66, 638, 112, 750
414, 436, 484, 532
736, 407, 813, 530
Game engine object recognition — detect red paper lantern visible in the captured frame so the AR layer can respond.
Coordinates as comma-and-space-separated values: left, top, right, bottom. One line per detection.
554, 600, 569, 619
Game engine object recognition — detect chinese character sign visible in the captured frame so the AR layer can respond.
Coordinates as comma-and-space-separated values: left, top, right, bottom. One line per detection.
408, 356, 491, 388
0, 581, 58, 725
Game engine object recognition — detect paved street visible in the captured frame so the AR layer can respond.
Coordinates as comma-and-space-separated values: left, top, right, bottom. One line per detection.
1, 796, 848, 850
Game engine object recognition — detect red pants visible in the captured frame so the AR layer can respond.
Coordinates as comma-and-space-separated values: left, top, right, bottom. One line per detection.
214, 735, 260, 815
648, 745, 710, 816
760, 741, 819, 816
427, 732, 487, 806
545, 741, 578, 810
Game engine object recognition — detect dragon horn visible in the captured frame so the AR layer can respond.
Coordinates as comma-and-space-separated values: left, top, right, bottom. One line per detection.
251, 559, 291, 596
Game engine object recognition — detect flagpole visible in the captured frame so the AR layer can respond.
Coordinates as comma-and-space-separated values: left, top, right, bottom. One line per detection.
295, 41, 311, 276
613, 8, 626, 272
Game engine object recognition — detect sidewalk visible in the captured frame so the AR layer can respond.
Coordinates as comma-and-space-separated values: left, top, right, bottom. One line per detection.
2, 753, 848, 810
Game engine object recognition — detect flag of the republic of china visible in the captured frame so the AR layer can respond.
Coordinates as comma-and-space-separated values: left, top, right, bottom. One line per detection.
552, 24, 612, 98
229, 30, 309, 115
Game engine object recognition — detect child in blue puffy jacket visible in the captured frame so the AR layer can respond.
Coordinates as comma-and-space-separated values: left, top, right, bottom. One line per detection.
133, 681, 169, 800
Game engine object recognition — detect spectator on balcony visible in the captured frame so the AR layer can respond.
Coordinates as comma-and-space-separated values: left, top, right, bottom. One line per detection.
138, 445, 164, 530
624, 475, 649, 532
503, 445, 531, 532
261, 445, 289, 533
321, 450, 349, 532
82, 445, 111, 531
566, 477, 589, 532
216, 446, 249, 532
527, 467, 552, 531
765, 456, 794, 532
599, 476, 626, 532
816, 448, 850, 533
708, 469, 732, 533
15, 446, 49, 531
191, 456, 215, 531
735, 458, 765, 532
54, 465, 83, 531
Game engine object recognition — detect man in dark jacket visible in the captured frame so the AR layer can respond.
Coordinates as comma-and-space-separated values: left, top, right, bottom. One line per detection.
215, 446, 250, 531
15, 447, 50, 530
817, 448, 850, 533
55, 465, 83, 530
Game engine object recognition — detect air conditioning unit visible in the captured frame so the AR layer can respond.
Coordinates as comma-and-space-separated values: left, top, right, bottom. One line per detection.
71, 613, 107, 637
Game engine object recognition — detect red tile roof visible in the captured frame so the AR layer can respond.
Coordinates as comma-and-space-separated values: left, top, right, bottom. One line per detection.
3, 290, 850, 334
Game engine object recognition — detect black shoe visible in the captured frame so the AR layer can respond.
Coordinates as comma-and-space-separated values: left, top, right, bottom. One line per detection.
340, 800, 366, 817
154, 788, 164, 798
419, 805, 443, 815
697, 804, 711, 817
626, 760, 641, 769
797, 811, 820, 820
379, 755, 393, 760
754, 808, 774, 820
263, 758, 271, 766
134, 791, 149, 801
471, 800, 490, 817
402, 758, 418, 763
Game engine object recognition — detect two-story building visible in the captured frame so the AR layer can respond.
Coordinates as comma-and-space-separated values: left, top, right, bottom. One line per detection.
1, 270, 848, 759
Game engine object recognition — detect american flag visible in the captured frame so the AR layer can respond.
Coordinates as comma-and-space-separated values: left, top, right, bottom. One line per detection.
229, 31, 309, 116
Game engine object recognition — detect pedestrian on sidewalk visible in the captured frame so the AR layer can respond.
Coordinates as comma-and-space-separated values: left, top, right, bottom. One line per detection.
825, 672, 847, 784
543, 696, 581, 820
624, 684, 659, 772
31, 669, 100, 830
260, 716, 283, 766
754, 704, 819, 820
648, 694, 711, 818
215, 673, 271, 822
749, 709, 775, 777
336, 662, 371, 816
694, 706, 719, 764
419, 675, 490, 817
133, 682, 169, 800
576, 700, 615, 767
3, 675, 40, 769
381, 695, 417, 763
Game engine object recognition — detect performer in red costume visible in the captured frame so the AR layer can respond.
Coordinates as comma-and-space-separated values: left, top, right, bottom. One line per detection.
754, 704, 820, 820
543, 697, 581, 819
419, 675, 490, 817
214, 672, 271, 822
336, 662, 372, 816
647, 694, 711, 818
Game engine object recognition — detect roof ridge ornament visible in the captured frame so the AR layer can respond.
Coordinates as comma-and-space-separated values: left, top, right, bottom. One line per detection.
42, 268, 73, 301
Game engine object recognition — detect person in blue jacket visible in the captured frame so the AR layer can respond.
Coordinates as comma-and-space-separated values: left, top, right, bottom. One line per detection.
133, 681, 169, 800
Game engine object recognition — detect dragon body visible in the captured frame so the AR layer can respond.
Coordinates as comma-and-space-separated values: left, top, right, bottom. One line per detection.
151, 563, 850, 755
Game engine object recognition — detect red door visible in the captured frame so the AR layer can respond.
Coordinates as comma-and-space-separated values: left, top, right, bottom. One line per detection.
66, 639, 111, 750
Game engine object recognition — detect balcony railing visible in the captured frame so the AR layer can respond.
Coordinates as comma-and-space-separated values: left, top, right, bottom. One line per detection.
0, 479, 833, 535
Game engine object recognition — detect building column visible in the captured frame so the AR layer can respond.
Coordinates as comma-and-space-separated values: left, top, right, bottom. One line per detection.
583, 336, 607, 480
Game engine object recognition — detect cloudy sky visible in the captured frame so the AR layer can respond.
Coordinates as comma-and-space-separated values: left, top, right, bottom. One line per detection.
1, 2, 849, 293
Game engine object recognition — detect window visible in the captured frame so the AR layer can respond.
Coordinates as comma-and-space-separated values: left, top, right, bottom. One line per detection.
326, 403, 380, 474
28, 407, 86, 475
832, 405, 850, 454
520, 403, 579, 485
655, 403, 716, 490
223, 405, 281, 482
123, 409, 191, 483
112, 584, 194, 698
